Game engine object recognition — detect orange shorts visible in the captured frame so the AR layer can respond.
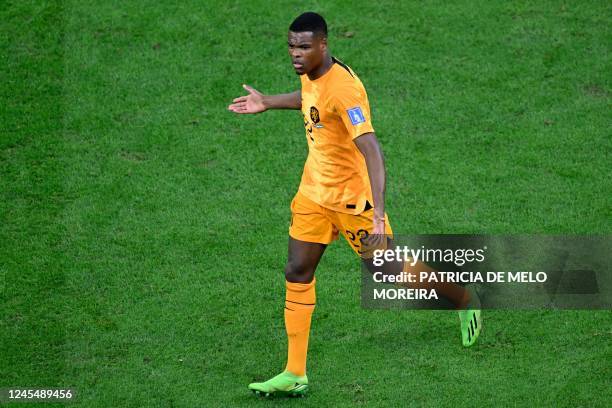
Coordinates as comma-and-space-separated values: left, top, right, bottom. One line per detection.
289, 191, 393, 257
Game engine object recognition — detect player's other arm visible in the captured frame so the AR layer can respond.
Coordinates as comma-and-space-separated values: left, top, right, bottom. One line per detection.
227, 84, 301, 114
354, 133, 386, 236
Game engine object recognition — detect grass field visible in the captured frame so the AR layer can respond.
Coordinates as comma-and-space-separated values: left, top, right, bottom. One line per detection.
1, 1, 611, 406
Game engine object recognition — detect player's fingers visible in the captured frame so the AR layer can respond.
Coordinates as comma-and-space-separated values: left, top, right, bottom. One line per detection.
371, 235, 382, 249
232, 96, 248, 103
228, 105, 246, 113
228, 102, 245, 110
361, 236, 381, 258
243, 84, 258, 94
231, 105, 250, 114
365, 234, 384, 250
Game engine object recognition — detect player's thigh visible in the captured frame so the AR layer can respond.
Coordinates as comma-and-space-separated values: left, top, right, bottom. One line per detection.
335, 208, 393, 258
285, 237, 327, 283
289, 191, 339, 245
286, 192, 335, 283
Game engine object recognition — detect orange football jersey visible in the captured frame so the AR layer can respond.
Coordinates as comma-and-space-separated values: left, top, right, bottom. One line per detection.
298, 57, 375, 214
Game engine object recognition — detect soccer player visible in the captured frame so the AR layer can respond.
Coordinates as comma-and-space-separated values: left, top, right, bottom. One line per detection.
228, 12, 481, 397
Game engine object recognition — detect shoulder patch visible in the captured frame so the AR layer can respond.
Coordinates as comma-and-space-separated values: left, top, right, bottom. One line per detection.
347, 106, 366, 125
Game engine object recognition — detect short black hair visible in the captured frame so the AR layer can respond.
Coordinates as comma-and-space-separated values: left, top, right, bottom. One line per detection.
289, 12, 327, 38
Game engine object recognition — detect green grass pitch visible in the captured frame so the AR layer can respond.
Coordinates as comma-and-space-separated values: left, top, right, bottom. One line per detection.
1, 1, 611, 406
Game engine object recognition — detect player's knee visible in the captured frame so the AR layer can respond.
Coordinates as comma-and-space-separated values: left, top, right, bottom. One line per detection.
284, 261, 314, 283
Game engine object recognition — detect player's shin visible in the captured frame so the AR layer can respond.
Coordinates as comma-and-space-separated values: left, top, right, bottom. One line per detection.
402, 261, 471, 309
284, 279, 316, 377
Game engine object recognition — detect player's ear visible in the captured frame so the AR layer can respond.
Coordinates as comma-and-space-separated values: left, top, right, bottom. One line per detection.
319, 35, 328, 52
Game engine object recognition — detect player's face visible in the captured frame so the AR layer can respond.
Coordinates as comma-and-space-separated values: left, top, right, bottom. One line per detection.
288, 31, 326, 75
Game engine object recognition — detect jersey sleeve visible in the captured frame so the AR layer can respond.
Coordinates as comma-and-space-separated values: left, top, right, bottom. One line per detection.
333, 83, 374, 140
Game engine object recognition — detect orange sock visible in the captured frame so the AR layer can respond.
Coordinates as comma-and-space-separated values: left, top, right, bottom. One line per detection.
284, 278, 316, 376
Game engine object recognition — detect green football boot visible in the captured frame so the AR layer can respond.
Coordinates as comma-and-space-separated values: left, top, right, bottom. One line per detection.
248, 371, 308, 398
459, 307, 482, 347
459, 285, 482, 347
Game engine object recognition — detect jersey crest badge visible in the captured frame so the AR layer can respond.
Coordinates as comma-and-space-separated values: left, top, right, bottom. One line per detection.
310, 106, 320, 123
347, 107, 365, 125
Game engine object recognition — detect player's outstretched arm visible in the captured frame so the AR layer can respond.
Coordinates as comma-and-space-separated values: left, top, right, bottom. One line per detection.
227, 85, 301, 114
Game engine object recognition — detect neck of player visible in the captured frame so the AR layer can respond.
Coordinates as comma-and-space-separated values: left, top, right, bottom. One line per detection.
307, 54, 333, 81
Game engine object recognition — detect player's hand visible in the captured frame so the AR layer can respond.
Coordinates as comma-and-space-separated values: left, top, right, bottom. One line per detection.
363, 216, 386, 255
227, 84, 266, 114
